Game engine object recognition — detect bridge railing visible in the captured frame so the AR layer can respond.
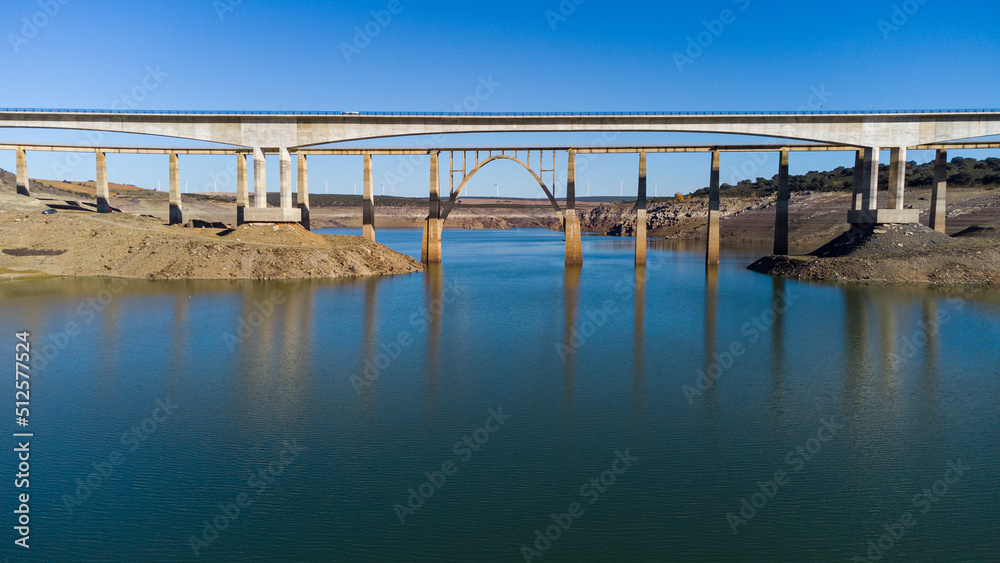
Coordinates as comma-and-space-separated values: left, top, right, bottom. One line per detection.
1, 108, 999, 117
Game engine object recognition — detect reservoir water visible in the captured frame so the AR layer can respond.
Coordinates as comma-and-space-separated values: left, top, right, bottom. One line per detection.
1, 229, 998, 562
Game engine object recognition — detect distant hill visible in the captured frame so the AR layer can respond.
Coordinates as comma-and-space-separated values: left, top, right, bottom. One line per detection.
692, 156, 1000, 198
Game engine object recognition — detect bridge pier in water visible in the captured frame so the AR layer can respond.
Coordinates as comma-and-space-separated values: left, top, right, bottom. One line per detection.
706, 150, 721, 266
773, 149, 790, 256
422, 151, 442, 264
16, 148, 30, 197
168, 152, 183, 225
96, 151, 111, 213
565, 150, 583, 265
363, 154, 376, 242
635, 151, 647, 266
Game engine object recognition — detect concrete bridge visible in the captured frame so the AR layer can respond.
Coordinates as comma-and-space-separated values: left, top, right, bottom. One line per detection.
3, 108, 1000, 266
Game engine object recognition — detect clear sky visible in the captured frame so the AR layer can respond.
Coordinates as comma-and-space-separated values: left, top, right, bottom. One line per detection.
1, 0, 999, 198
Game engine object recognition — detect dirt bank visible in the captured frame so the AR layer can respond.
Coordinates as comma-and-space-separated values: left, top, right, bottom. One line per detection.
748, 224, 1000, 285
0, 185, 422, 281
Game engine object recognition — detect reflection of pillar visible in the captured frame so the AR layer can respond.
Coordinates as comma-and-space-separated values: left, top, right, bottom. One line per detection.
422, 152, 442, 264
770, 276, 786, 407
16, 148, 30, 196
361, 278, 378, 391
96, 151, 111, 213
563, 264, 582, 402
888, 147, 907, 210
774, 149, 790, 256
704, 266, 719, 401
564, 150, 583, 265
930, 149, 948, 233
236, 153, 248, 225
633, 266, 646, 404
635, 151, 648, 266
706, 151, 721, 266
425, 264, 443, 396
861, 147, 880, 211
844, 288, 869, 412
851, 150, 864, 211
279, 147, 293, 211
169, 152, 183, 225
253, 146, 266, 209
297, 153, 310, 230
363, 154, 376, 242
879, 299, 898, 376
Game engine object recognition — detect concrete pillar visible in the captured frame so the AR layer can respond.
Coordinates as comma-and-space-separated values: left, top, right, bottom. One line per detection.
297, 153, 310, 230
888, 147, 907, 210
96, 151, 111, 213
635, 151, 648, 266
168, 152, 183, 225
363, 153, 375, 242
852, 150, 864, 211
279, 147, 292, 211
236, 153, 248, 225
930, 149, 948, 233
861, 147, 880, 211
253, 147, 266, 208
564, 149, 583, 265
422, 151, 442, 264
774, 149, 790, 256
706, 150, 721, 266
15, 148, 30, 197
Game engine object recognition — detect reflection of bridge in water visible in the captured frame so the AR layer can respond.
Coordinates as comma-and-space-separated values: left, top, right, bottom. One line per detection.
5, 108, 1000, 266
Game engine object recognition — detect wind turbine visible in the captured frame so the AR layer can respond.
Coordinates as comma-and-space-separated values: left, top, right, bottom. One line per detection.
620, 178, 624, 197
654, 180, 658, 198
381, 182, 385, 196
587, 182, 590, 197
494, 182, 500, 198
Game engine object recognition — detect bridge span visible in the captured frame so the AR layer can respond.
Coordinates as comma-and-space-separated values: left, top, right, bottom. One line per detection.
3, 108, 1000, 266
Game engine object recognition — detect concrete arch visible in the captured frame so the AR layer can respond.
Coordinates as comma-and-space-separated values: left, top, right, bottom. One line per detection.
440, 154, 563, 225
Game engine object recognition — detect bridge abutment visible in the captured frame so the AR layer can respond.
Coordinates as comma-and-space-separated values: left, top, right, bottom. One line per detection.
15, 148, 30, 197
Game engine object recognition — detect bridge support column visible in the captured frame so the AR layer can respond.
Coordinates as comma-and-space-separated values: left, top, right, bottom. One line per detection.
253, 146, 266, 208
774, 149, 790, 256
279, 147, 292, 211
888, 147, 907, 210
236, 153, 248, 225
422, 151, 442, 264
169, 152, 183, 225
363, 153, 376, 242
930, 149, 948, 233
861, 147, 880, 211
851, 150, 864, 211
15, 149, 30, 197
565, 149, 583, 265
706, 150, 721, 266
635, 151, 647, 266
96, 151, 111, 213
297, 153, 310, 230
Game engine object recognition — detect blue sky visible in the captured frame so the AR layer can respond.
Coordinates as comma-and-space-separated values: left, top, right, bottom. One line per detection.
1, 0, 998, 197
